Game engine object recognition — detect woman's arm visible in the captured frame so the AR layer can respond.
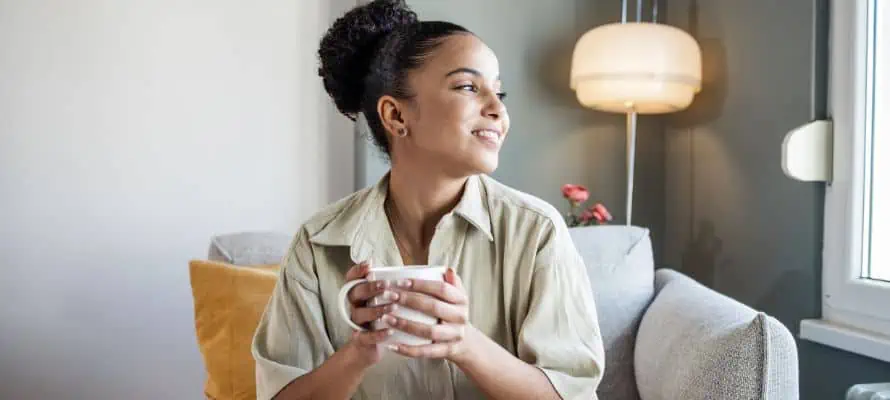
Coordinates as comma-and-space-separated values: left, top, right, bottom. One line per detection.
272, 344, 365, 400
452, 328, 561, 400
253, 231, 393, 400
271, 332, 388, 400
506, 219, 604, 399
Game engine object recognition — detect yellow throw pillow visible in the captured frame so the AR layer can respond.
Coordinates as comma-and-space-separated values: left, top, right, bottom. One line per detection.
189, 260, 279, 400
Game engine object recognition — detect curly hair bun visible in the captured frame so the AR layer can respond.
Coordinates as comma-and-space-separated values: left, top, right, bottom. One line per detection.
318, 0, 418, 118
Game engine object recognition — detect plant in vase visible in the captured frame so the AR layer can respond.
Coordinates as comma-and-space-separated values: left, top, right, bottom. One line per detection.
561, 184, 613, 227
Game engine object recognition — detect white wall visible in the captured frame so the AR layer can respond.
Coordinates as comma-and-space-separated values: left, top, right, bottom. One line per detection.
0, 0, 355, 398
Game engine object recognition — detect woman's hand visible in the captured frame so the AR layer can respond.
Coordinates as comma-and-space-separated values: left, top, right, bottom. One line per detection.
343, 261, 399, 368
383, 268, 477, 365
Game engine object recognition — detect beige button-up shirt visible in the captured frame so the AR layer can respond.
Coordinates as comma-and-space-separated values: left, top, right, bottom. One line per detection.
252, 174, 604, 399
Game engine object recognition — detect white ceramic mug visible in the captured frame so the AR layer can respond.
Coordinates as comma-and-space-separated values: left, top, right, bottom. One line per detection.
337, 265, 447, 346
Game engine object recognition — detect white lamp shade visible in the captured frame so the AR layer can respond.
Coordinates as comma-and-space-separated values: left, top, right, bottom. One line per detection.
570, 22, 702, 114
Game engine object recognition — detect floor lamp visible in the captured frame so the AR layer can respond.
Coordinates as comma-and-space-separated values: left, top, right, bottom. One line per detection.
570, 0, 702, 226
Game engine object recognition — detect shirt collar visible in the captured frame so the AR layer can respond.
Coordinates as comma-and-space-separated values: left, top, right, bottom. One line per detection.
452, 174, 494, 242
308, 173, 494, 262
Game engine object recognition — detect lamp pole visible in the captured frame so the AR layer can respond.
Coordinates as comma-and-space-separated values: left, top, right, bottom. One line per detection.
620, 0, 644, 227
626, 109, 637, 226
621, 0, 628, 22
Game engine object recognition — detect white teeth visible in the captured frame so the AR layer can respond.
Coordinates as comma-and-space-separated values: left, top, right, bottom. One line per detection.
472, 130, 499, 141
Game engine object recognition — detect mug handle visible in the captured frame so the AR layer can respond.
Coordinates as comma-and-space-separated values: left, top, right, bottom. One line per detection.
337, 279, 368, 331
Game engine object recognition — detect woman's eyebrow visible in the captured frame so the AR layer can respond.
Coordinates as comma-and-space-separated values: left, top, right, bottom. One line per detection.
444, 67, 499, 81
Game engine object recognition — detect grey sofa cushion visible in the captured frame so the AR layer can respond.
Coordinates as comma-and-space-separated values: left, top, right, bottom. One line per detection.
569, 225, 655, 400
207, 231, 292, 265
635, 269, 799, 400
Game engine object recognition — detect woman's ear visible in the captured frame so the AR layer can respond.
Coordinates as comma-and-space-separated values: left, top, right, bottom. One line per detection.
378, 95, 407, 137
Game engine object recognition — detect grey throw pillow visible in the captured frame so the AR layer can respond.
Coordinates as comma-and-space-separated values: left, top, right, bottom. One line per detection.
635, 270, 799, 400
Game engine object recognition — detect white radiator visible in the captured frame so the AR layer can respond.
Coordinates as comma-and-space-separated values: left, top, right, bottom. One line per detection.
848, 383, 890, 400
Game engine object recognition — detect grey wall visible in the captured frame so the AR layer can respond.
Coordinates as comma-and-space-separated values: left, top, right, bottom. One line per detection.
358, 0, 666, 263
663, 0, 890, 399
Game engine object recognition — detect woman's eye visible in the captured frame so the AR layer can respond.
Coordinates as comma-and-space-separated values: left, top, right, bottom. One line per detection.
454, 84, 506, 101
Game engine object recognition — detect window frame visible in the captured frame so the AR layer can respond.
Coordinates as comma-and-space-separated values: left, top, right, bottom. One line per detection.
801, 0, 890, 362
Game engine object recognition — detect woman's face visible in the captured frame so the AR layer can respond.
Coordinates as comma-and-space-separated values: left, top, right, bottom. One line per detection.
391, 34, 510, 177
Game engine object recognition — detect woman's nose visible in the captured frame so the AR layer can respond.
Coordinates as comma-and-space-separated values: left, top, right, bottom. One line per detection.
483, 95, 505, 120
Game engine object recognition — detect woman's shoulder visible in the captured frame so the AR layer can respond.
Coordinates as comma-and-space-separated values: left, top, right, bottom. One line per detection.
478, 175, 565, 229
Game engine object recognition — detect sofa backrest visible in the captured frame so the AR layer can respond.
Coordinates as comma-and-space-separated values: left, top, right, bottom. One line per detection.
569, 225, 655, 400
208, 231, 292, 265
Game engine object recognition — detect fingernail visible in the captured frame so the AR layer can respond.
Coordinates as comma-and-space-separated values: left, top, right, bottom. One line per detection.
397, 279, 412, 288
384, 328, 393, 336
382, 315, 397, 325
385, 291, 399, 301
376, 281, 385, 289
387, 304, 398, 312
387, 344, 399, 351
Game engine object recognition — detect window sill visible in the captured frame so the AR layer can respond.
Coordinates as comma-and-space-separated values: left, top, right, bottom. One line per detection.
800, 319, 890, 363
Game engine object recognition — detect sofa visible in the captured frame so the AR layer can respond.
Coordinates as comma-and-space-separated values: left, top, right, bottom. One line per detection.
190, 225, 799, 400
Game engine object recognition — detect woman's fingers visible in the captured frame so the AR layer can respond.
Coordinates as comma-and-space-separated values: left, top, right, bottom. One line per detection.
382, 315, 464, 342
389, 342, 458, 359
352, 328, 394, 347
444, 267, 465, 291
394, 292, 467, 324
345, 261, 398, 304
396, 278, 467, 305
351, 303, 398, 326
344, 262, 370, 281
347, 281, 392, 304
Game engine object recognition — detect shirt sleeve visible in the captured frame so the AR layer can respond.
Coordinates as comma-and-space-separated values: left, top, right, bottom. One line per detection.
517, 219, 606, 400
251, 228, 335, 400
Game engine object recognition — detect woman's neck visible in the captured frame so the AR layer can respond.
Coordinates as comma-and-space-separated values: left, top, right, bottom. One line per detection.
386, 165, 467, 253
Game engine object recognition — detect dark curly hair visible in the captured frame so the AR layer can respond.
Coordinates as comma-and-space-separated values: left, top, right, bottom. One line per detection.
317, 0, 472, 157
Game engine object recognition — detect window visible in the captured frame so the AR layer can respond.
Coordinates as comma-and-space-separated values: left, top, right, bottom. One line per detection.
800, 0, 890, 363
871, 0, 889, 283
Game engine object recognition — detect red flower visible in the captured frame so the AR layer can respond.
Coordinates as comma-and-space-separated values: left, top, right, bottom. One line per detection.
590, 203, 613, 224
561, 184, 589, 204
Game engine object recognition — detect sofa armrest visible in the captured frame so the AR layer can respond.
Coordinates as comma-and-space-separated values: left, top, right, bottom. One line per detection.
634, 269, 799, 400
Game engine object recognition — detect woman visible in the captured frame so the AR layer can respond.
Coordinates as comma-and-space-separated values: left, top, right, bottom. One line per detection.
251, 1, 604, 399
